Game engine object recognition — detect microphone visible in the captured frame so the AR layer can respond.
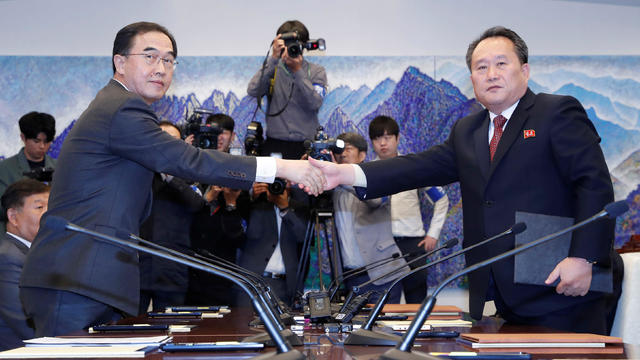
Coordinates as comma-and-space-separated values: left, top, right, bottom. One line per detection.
46, 216, 305, 358
338, 238, 458, 316
328, 252, 407, 301
345, 223, 525, 346
115, 231, 301, 346
380, 201, 627, 360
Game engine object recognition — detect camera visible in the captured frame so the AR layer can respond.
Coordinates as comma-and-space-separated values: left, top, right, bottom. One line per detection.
280, 32, 326, 58
304, 126, 345, 162
269, 178, 286, 196
244, 121, 264, 156
184, 108, 222, 150
23, 167, 54, 182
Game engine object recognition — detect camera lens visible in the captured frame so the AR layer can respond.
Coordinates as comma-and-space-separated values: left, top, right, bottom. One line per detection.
268, 178, 286, 195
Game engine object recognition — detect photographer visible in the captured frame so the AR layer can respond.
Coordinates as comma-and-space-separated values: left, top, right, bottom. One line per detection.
331, 132, 409, 303
0, 112, 56, 221
236, 181, 309, 306
247, 20, 327, 160
187, 114, 250, 306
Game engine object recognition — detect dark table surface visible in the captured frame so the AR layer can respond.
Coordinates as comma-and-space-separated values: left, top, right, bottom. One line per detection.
68, 307, 638, 359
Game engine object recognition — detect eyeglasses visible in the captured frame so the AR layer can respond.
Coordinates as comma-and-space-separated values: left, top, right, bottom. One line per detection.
125, 53, 178, 70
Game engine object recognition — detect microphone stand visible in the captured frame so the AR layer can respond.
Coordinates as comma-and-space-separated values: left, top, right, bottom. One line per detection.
379, 201, 626, 360
338, 239, 458, 316
345, 225, 524, 345
328, 252, 407, 301
120, 232, 302, 346
195, 249, 295, 323
53, 218, 304, 359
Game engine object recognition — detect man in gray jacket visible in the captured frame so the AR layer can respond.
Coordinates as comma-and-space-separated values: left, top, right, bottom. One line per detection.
332, 132, 409, 303
0, 112, 56, 219
247, 20, 327, 160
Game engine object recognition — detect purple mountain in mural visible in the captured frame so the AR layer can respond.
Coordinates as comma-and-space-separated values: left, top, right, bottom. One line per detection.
319, 85, 354, 122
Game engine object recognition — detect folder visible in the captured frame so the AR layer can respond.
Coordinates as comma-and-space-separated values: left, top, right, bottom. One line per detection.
514, 211, 612, 293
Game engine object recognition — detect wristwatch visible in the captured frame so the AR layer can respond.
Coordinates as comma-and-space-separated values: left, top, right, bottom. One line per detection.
225, 204, 237, 212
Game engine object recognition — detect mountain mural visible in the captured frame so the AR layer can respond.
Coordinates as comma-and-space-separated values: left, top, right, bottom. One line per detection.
3, 55, 640, 287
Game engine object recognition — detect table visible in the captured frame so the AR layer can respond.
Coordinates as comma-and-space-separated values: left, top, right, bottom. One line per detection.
105, 308, 640, 360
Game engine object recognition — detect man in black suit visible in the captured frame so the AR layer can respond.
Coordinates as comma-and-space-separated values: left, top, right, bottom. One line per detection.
237, 182, 308, 306
313, 26, 620, 334
19, 21, 325, 337
0, 179, 49, 350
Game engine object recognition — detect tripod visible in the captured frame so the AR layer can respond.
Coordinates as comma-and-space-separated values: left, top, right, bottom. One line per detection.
293, 192, 343, 313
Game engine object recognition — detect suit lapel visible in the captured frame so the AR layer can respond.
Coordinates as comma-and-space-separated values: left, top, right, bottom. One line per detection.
5, 234, 30, 255
489, 89, 535, 176
473, 111, 491, 181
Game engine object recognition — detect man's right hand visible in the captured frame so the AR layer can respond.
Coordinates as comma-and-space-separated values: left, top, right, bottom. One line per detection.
204, 185, 222, 203
308, 157, 355, 191
271, 34, 285, 59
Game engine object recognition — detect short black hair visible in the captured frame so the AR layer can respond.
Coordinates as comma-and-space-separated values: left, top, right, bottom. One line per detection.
277, 20, 309, 43
19, 111, 56, 142
158, 120, 181, 135
112, 21, 178, 73
368, 115, 399, 140
206, 114, 235, 132
1, 179, 50, 221
338, 132, 367, 153
466, 26, 528, 71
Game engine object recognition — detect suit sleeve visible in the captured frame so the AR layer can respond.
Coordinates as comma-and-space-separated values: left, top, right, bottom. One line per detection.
108, 98, 257, 190
549, 96, 615, 264
0, 252, 34, 340
358, 125, 461, 199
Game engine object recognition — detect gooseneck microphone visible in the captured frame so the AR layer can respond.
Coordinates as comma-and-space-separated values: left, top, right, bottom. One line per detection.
119, 232, 300, 345
338, 238, 459, 315
328, 252, 405, 301
46, 216, 304, 360
344, 223, 525, 346
380, 201, 628, 360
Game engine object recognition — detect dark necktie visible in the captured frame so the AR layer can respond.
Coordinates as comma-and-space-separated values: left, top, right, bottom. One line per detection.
489, 115, 507, 161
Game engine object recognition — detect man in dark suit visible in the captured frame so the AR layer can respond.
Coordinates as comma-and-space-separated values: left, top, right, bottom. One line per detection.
237, 182, 308, 306
138, 122, 206, 314
19, 21, 325, 337
0, 179, 49, 350
313, 26, 620, 334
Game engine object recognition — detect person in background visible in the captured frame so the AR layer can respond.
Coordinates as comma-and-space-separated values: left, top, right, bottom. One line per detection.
368, 115, 449, 303
0, 179, 49, 350
0, 111, 56, 219
138, 121, 205, 313
247, 20, 327, 160
332, 132, 409, 303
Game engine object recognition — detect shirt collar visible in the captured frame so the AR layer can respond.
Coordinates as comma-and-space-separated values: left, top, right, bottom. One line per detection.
112, 78, 130, 92
6, 232, 31, 248
489, 100, 519, 121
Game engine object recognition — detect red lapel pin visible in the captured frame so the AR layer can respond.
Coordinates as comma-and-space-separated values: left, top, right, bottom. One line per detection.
523, 129, 536, 139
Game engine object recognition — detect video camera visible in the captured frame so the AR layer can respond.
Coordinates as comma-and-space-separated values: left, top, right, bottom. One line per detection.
22, 167, 54, 182
244, 121, 264, 156
304, 126, 345, 162
280, 32, 326, 58
184, 108, 222, 150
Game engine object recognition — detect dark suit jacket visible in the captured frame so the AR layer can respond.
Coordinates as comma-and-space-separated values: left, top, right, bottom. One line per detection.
358, 89, 615, 319
20, 79, 256, 315
238, 191, 309, 304
0, 232, 34, 350
139, 174, 205, 293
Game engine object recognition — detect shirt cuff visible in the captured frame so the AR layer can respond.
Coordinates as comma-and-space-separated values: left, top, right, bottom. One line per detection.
352, 164, 367, 187
255, 157, 277, 183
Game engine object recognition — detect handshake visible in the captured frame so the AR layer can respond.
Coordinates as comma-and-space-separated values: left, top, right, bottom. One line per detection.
273, 157, 355, 196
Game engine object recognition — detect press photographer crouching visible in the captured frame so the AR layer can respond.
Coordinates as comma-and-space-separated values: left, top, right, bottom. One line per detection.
187, 113, 250, 306
236, 179, 309, 307
247, 20, 327, 160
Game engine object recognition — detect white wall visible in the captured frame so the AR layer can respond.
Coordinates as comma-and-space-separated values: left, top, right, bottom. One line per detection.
0, 0, 639, 56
